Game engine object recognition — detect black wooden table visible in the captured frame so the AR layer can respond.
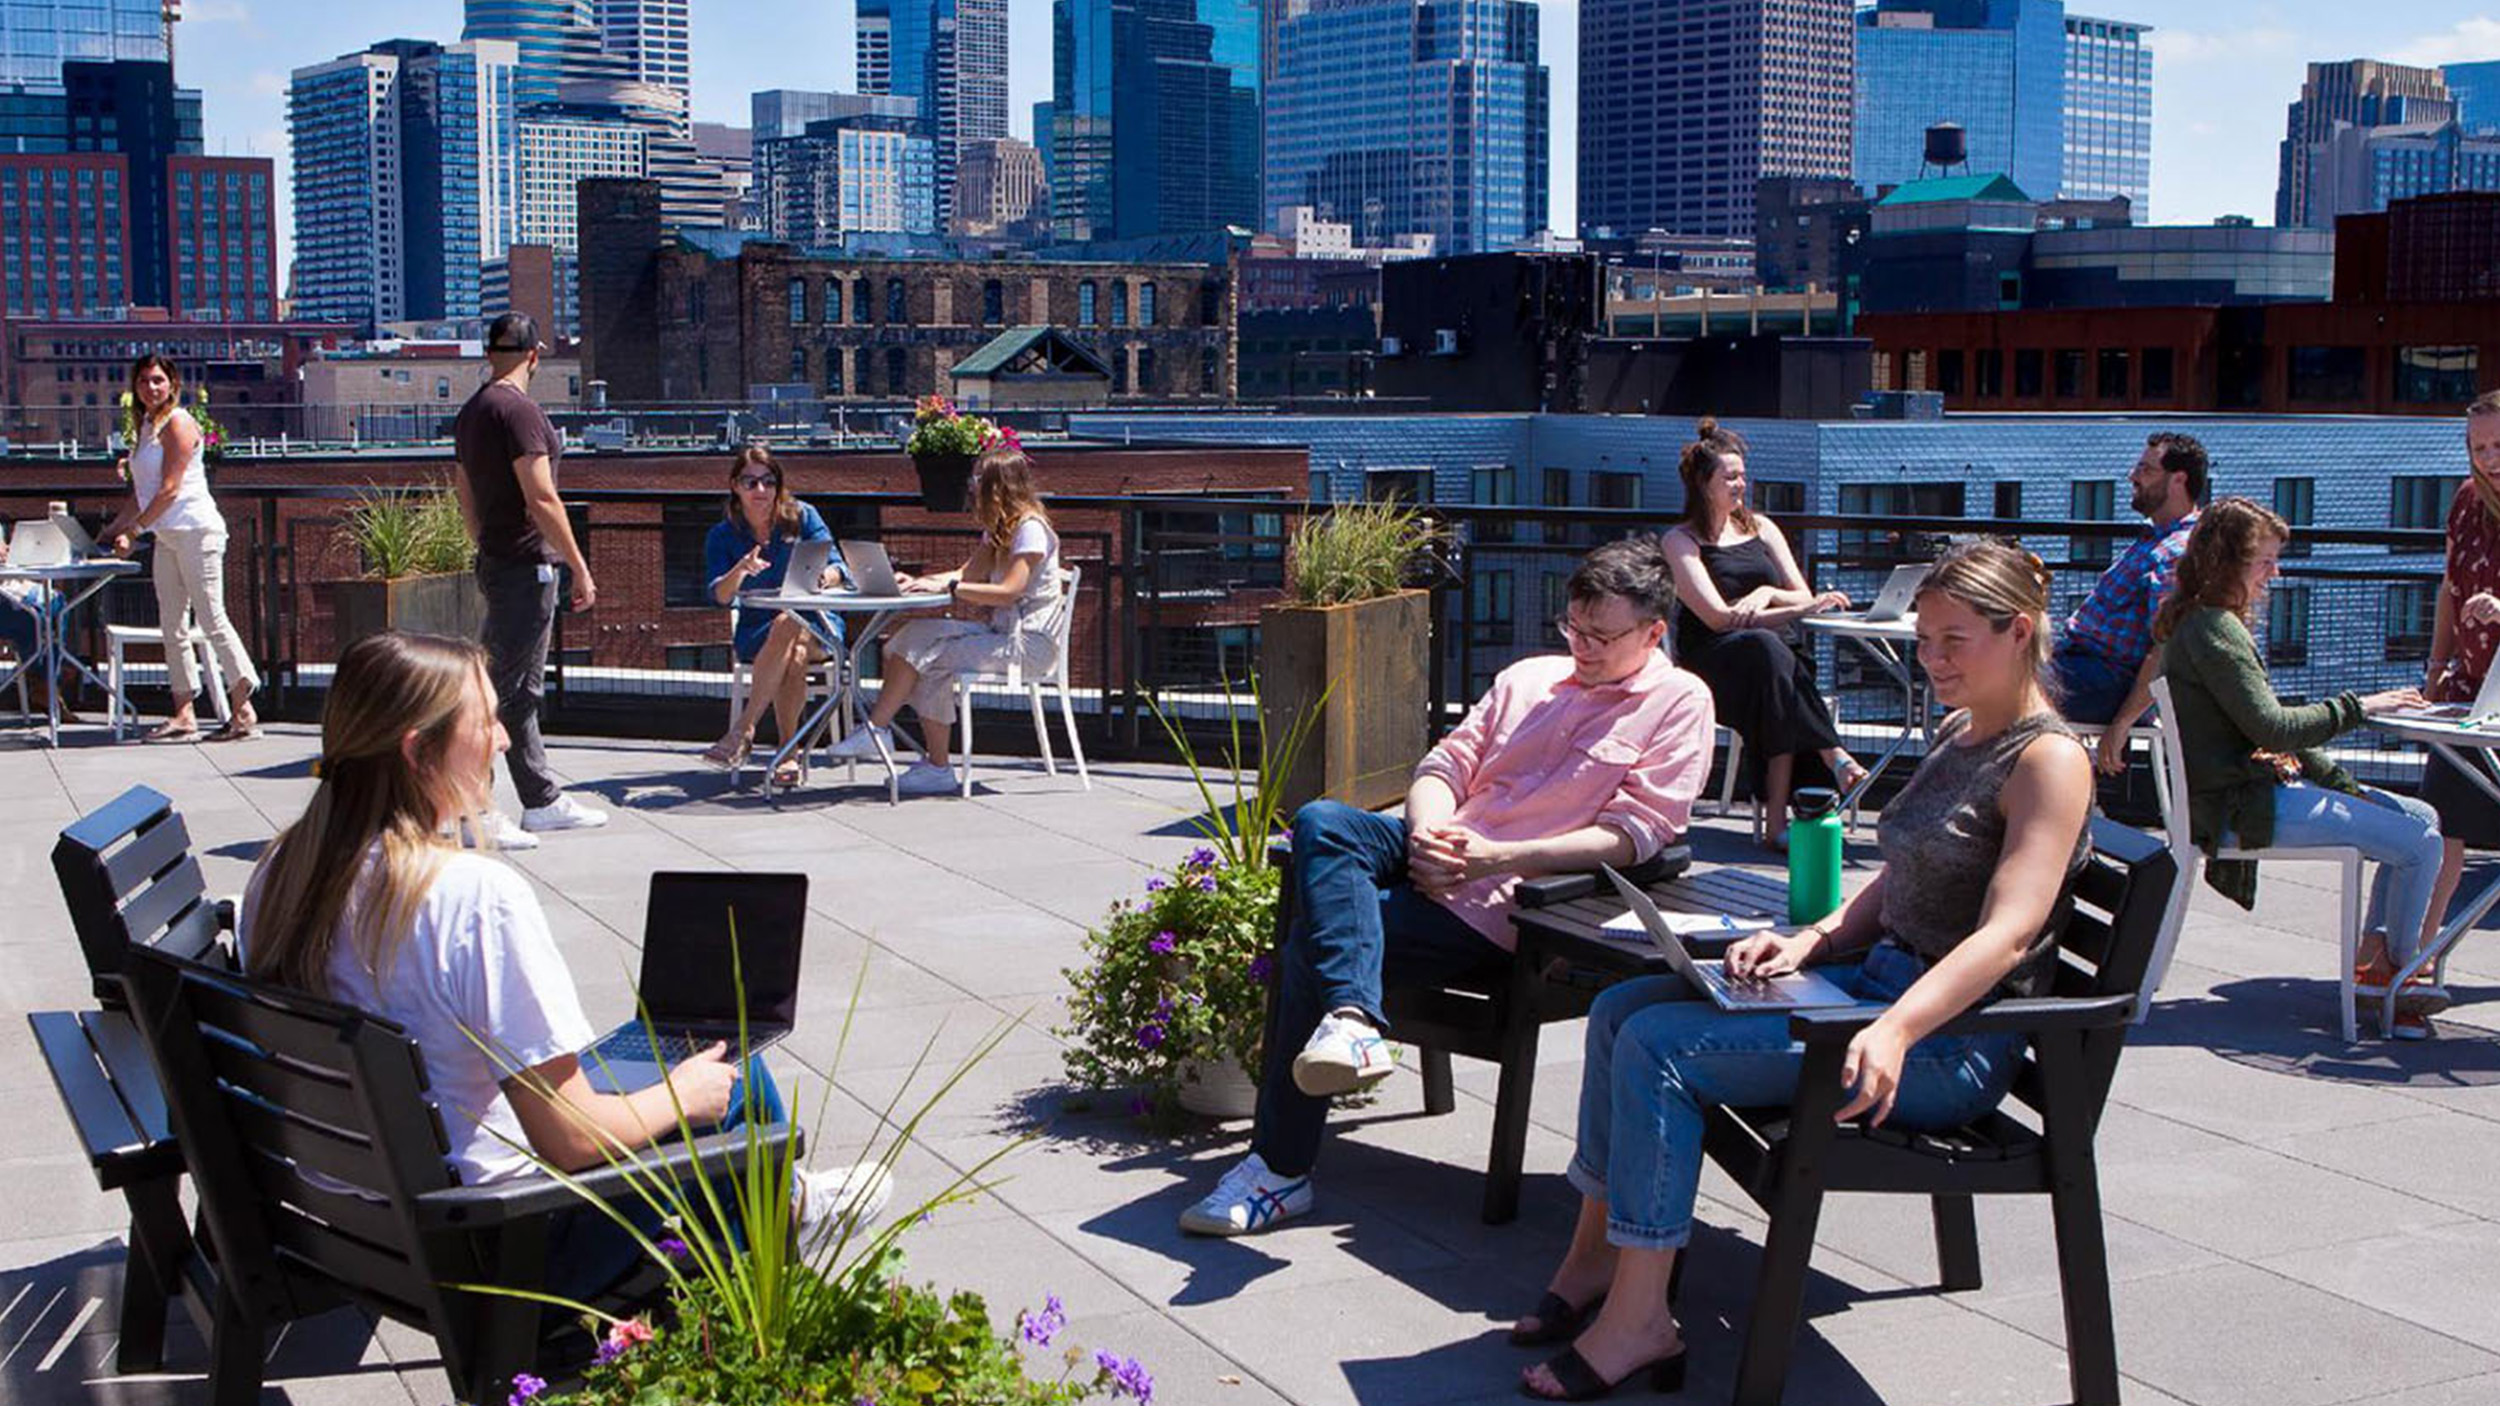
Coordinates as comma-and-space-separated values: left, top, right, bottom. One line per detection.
1512, 866, 1791, 984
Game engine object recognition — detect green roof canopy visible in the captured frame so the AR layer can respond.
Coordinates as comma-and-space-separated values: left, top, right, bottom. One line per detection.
951, 326, 1113, 379
1875, 173, 2034, 207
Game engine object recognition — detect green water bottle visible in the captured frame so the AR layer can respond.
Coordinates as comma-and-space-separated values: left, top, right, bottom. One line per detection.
1788, 786, 1844, 926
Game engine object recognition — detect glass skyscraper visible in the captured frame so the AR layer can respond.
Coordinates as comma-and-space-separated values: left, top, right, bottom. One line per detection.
596, 0, 689, 97
1853, 0, 2066, 201
2061, 11, 2150, 215
1579, 0, 1852, 239
1048, 0, 1260, 241
857, 0, 1007, 231
1266, 0, 1548, 254
2446, 61, 2500, 135
463, 0, 627, 109
0, 0, 166, 84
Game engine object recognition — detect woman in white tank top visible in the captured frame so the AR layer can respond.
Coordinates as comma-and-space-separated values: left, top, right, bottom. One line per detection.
103, 354, 261, 741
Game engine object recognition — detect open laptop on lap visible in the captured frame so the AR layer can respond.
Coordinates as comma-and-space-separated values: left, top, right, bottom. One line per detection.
1822, 563, 1927, 626
1602, 866, 1858, 1013
580, 872, 810, 1094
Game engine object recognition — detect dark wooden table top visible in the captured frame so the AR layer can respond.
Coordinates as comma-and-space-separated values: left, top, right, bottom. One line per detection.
1512, 866, 1791, 976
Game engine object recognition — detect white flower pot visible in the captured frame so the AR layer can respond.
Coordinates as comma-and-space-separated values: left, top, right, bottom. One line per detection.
1176, 1058, 1259, 1120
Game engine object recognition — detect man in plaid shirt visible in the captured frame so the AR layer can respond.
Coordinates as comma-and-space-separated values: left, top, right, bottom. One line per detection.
2050, 432, 2205, 769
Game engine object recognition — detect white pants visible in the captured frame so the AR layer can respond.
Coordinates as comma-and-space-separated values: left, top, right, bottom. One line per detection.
886, 617, 1052, 724
151, 527, 259, 701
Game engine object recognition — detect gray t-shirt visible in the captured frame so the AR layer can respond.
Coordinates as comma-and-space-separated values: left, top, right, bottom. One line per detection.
1875, 710, 2091, 997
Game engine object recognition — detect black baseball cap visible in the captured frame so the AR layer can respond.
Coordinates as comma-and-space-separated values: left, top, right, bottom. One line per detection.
485, 311, 541, 354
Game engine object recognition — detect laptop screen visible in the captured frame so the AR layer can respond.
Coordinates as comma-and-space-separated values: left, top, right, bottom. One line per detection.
636, 873, 809, 1030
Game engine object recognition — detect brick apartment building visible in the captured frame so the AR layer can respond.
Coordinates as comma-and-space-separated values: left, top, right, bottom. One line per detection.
0, 314, 351, 442
578, 178, 1237, 406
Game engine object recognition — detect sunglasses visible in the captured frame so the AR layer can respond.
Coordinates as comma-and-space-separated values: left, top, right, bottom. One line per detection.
736, 475, 780, 491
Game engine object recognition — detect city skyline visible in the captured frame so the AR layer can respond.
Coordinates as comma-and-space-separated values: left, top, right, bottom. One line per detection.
95, 0, 2500, 272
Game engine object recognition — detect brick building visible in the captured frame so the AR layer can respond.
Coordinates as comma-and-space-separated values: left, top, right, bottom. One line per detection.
2336, 191, 2500, 304
579, 177, 1236, 404
0, 313, 351, 442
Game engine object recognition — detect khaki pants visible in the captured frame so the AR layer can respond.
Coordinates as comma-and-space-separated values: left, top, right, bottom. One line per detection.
150, 527, 258, 701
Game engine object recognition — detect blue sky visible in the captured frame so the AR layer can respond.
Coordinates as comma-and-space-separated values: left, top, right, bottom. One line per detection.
168, 0, 2500, 272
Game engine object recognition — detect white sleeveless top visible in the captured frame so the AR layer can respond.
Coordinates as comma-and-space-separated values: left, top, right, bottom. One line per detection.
128, 408, 225, 535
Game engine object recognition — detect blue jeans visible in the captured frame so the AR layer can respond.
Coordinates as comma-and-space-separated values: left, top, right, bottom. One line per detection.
1250, 801, 1506, 1177
1569, 941, 2025, 1250
545, 1055, 785, 1302
2048, 640, 2133, 725
2221, 783, 2444, 963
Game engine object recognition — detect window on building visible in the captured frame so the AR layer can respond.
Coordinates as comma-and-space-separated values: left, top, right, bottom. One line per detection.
824, 279, 841, 323
1078, 280, 1097, 326
884, 278, 906, 324
434, 376, 451, 399
1365, 466, 1433, 503
852, 279, 871, 323
1200, 345, 1218, 393
2097, 348, 2131, 400
1470, 568, 1515, 647
1934, 349, 1964, 396
981, 278, 1003, 325
1138, 282, 1156, 326
665, 643, 734, 673
2395, 346, 2478, 405
1754, 480, 1806, 516
2274, 477, 2314, 557
1111, 347, 1128, 394
1199, 281, 1221, 326
2054, 348, 2085, 399
1591, 471, 1642, 511
885, 345, 906, 394
1840, 483, 1966, 563
1544, 467, 1572, 508
2288, 345, 2366, 404
2386, 582, 2438, 661
2141, 346, 2175, 400
2071, 480, 2118, 567
789, 345, 807, 381
1135, 347, 1156, 395
825, 350, 843, 396
688, 281, 707, 325
1975, 347, 2004, 398
1473, 465, 1518, 543
788, 276, 806, 323
2391, 475, 2457, 532
662, 501, 718, 607
1110, 281, 1128, 327
2265, 585, 2311, 667
1993, 482, 2023, 520
2013, 348, 2043, 398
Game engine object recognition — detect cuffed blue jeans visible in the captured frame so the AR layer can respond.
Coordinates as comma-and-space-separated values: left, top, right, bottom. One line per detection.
1249, 801, 1505, 1177
1568, 940, 2025, 1250
2221, 782, 2444, 963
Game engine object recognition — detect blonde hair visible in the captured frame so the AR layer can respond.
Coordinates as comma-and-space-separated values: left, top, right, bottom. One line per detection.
2470, 389, 2500, 418
1919, 537, 2057, 687
244, 632, 487, 997
2155, 497, 2289, 639
970, 444, 1050, 549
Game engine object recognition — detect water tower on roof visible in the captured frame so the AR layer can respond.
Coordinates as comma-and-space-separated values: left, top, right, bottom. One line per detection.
1920, 122, 1970, 180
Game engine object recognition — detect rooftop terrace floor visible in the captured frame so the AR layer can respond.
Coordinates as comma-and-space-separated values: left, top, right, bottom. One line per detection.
5, 726, 2500, 1406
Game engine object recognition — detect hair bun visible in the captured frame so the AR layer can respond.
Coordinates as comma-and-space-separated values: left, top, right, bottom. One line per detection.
1695, 416, 1719, 440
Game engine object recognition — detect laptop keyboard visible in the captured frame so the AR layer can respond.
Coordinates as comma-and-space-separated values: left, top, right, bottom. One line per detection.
593, 1028, 711, 1065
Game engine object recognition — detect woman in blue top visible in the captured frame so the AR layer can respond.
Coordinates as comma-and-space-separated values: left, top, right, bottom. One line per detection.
699, 445, 843, 783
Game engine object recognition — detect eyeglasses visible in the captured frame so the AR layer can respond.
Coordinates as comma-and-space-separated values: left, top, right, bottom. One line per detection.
1555, 616, 1651, 650
736, 475, 780, 491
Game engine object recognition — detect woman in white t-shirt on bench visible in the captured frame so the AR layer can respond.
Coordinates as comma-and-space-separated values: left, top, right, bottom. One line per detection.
239, 630, 888, 1296
829, 445, 1065, 796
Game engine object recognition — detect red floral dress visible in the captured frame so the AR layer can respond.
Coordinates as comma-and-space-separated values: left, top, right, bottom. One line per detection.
2423, 480, 2500, 847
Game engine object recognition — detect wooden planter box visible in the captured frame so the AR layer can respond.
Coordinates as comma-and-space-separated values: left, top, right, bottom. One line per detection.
1257, 589, 1431, 814
322, 572, 487, 650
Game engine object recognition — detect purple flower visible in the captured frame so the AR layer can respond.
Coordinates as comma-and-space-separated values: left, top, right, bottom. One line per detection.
1135, 1023, 1166, 1050
1145, 877, 1167, 892
1019, 1292, 1067, 1347
1147, 930, 1177, 955
1247, 954, 1274, 983
1195, 875, 1219, 893
508, 1374, 547, 1406
1096, 1351, 1156, 1404
654, 1236, 689, 1260
1187, 846, 1218, 869
1153, 996, 1174, 1021
1127, 1091, 1153, 1117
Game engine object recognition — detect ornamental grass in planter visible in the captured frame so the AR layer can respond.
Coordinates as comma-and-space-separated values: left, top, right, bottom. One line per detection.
325, 482, 486, 647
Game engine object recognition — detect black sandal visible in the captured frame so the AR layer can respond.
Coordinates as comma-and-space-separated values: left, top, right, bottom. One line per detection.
1509, 1291, 1607, 1347
1520, 1345, 1686, 1401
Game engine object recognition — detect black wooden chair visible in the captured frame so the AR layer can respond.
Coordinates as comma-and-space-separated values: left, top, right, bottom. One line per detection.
1265, 836, 1691, 1225
29, 784, 236, 1370
120, 944, 802, 1406
1693, 818, 2176, 1406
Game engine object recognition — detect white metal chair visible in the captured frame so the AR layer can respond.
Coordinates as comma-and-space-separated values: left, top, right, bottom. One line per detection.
953, 565, 1090, 797
724, 601, 846, 787
2147, 676, 2370, 1040
1701, 725, 1761, 831
105, 619, 229, 740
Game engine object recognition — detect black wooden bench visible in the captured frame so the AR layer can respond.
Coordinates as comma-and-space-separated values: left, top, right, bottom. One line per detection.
29, 783, 236, 1369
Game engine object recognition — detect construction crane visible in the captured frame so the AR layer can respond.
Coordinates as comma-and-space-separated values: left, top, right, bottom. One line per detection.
162, 0, 183, 68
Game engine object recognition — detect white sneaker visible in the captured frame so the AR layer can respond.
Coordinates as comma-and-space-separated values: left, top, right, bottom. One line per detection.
895, 760, 958, 796
521, 793, 609, 834
1291, 1009, 1395, 1097
794, 1161, 896, 1254
1177, 1152, 1312, 1237
465, 812, 539, 851
825, 722, 893, 761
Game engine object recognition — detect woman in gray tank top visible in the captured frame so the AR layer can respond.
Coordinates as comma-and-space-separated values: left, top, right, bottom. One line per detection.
1515, 540, 2095, 1401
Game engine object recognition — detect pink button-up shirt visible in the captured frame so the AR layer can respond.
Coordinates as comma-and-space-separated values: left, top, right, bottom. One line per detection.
1410, 651, 1717, 948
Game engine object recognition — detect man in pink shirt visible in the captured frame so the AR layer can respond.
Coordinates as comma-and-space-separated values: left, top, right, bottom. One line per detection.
1182, 537, 1718, 1235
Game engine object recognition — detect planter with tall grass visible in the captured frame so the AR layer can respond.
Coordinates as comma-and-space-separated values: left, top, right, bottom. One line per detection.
1256, 500, 1442, 813
322, 482, 486, 649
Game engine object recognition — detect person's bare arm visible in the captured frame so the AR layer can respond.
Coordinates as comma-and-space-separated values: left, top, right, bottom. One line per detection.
1662, 526, 1746, 630
503, 1044, 739, 1172
951, 551, 1038, 606
107, 413, 204, 542
512, 453, 595, 609
1734, 518, 1850, 628
451, 467, 482, 543
2094, 652, 2164, 775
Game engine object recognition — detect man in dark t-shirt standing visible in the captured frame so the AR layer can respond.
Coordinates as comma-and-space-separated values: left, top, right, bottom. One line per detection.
451, 312, 608, 847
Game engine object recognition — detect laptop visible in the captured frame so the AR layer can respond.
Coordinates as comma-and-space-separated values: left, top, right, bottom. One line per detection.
580, 872, 810, 1094
1827, 564, 1928, 625
2388, 663, 2500, 728
751, 538, 835, 603
838, 539, 904, 596
9, 510, 94, 568
1601, 865, 1859, 1013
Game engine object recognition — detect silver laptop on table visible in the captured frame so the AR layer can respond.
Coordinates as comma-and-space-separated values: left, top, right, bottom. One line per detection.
1601, 866, 1859, 1013
1825, 564, 1927, 626
8, 510, 96, 568
837, 539, 903, 596
2387, 663, 2500, 728
751, 538, 836, 603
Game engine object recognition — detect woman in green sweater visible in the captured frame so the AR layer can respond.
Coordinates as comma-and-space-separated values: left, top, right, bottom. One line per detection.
2156, 497, 2446, 1039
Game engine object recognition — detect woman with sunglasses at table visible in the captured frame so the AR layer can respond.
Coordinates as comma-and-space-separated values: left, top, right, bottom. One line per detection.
698, 445, 843, 786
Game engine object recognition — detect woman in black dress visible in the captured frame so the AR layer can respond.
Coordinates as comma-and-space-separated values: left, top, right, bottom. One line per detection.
1661, 418, 1865, 847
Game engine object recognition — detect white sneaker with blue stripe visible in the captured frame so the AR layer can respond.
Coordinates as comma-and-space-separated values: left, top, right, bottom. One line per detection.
1178, 1153, 1312, 1236
1291, 1009, 1395, 1097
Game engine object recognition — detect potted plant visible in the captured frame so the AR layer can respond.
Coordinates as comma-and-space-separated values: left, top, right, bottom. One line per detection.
323, 481, 485, 648
1060, 694, 1320, 1123
902, 396, 1012, 512
1255, 500, 1443, 813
